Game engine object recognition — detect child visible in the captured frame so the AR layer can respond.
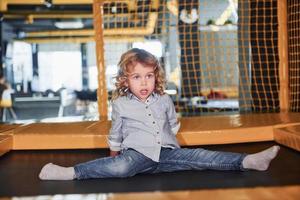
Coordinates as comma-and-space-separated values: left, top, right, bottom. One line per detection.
0, 73, 10, 101
39, 48, 280, 180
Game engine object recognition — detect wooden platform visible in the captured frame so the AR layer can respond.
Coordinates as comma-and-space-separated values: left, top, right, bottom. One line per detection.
274, 124, 300, 151
0, 124, 20, 133
0, 113, 300, 153
0, 135, 12, 156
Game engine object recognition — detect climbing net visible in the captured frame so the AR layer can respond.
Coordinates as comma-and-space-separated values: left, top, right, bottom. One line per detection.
95, 0, 295, 117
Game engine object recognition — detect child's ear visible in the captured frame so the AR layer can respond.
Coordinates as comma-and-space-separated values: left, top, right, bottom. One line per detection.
124, 81, 128, 87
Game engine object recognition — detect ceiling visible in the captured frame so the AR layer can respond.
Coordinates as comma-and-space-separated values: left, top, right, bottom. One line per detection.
1, 0, 160, 43
1, 0, 93, 42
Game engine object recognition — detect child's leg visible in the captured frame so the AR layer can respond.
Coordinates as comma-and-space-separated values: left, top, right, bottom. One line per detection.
242, 145, 280, 171
39, 149, 156, 180
39, 163, 75, 180
154, 146, 280, 173
155, 147, 245, 172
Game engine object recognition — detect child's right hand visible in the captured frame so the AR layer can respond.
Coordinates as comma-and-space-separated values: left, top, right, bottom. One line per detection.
110, 151, 120, 157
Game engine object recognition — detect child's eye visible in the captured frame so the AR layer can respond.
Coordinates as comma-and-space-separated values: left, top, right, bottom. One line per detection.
132, 75, 140, 80
146, 74, 154, 79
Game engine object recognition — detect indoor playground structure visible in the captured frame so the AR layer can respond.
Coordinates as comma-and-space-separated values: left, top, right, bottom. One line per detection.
0, 0, 300, 199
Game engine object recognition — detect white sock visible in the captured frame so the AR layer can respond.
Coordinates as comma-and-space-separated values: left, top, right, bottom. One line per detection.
39, 163, 76, 180
242, 145, 280, 171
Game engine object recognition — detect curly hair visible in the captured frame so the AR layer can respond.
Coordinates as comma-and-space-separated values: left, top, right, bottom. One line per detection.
112, 48, 166, 100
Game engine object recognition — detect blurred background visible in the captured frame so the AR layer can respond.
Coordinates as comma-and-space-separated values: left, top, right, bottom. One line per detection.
1, 0, 286, 123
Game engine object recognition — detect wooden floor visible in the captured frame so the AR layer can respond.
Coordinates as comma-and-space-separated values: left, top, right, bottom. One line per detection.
1, 185, 299, 200
108, 186, 300, 200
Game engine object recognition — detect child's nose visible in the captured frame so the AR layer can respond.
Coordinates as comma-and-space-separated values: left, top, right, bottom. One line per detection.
141, 78, 147, 85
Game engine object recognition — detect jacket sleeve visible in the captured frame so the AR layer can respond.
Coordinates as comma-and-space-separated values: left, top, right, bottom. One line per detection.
108, 102, 123, 151
166, 95, 180, 135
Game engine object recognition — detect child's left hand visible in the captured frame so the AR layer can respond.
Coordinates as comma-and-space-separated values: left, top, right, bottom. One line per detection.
110, 151, 120, 157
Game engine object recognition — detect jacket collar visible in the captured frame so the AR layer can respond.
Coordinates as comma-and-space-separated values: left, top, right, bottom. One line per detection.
127, 91, 158, 102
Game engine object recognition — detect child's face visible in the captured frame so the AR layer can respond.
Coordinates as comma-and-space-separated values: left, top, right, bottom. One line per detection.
126, 62, 155, 102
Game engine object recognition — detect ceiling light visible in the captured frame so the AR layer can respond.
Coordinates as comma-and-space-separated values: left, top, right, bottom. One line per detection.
54, 21, 84, 29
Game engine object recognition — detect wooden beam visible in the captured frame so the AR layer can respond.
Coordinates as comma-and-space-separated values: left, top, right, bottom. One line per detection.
26, 29, 94, 37
3, 12, 146, 20
17, 36, 145, 43
17, 37, 95, 43
6, 0, 138, 10
104, 12, 158, 35
93, 0, 108, 121
0, 0, 8, 11
6, 0, 45, 4
25, 12, 158, 37
52, 0, 93, 4
53, 0, 138, 9
3, 13, 93, 19
278, 0, 289, 112
3, 12, 142, 20
7, 0, 92, 4
3, 0, 142, 9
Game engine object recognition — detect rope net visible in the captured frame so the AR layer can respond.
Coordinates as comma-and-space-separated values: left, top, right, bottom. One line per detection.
97, 0, 289, 117
288, 0, 300, 112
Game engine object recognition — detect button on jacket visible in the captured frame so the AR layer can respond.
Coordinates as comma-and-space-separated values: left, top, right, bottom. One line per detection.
108, 93, 180, 162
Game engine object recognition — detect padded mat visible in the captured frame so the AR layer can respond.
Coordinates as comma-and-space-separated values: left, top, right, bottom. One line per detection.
0, 142, 299, 197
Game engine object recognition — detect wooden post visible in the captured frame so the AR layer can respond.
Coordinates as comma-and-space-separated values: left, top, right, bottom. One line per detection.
278, 0, 289, 112
93, 0, 108, 121
0, 0, 7, 11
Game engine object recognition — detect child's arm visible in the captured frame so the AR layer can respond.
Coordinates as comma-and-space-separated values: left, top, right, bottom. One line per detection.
166, 95, 180, 135
108, 102, 123, 156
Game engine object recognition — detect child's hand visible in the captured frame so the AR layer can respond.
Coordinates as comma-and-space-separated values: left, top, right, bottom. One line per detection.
110, 151, 120, 157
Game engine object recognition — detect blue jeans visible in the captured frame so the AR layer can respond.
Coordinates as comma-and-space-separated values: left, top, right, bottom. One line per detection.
74, 147, 247, 179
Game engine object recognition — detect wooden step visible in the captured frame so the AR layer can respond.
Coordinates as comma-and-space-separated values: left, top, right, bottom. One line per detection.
0, 135, 13, 156
13, 113, 300, 150
274, 124, 300, 151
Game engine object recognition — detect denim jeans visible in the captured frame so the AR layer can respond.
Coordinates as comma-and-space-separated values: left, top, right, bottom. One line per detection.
74, 147, 247, 179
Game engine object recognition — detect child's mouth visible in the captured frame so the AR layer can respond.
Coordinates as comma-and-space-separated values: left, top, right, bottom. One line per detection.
140, 89, 148, 95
